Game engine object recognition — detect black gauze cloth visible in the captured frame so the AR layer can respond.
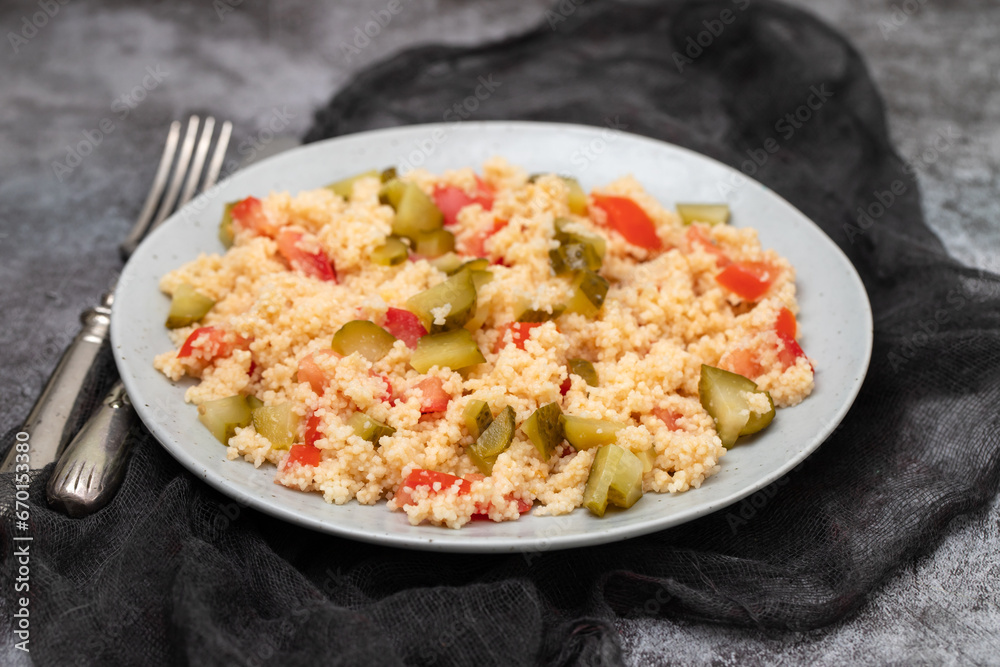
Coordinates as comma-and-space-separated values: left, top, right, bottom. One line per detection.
5, 1, 1000, 665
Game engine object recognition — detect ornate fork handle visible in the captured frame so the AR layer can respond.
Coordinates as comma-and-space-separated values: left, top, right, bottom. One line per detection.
0, 291, 115, 474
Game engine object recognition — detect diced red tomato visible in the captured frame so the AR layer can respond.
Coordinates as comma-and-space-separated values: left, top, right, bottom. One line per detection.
494, 322, 542, 353
684, 226, 731, 266
303, 411, 322, 447
559, 377, 571, 396
432, 179, 494, 227
276, 229, 337, 282
716, 261, 778, 301
383, 307, 427, 348
177, 326, 249, 361
471, 495, 533, 521
774, 307, 807, 369
415, 377, 450, 413
247, 360, 257, 377
231, 196, 278, 237
371, 371, 395, 404
461, 219, 507, 258
722, 346, 764, 379
285, 444, 322, 468
297, 350, 339, 394
394, 469, 471, 506
592, 194, 662, 250
652, 408, 685, 431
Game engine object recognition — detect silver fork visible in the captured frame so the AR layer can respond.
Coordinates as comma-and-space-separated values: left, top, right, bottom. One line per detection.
0, 115, 231, 516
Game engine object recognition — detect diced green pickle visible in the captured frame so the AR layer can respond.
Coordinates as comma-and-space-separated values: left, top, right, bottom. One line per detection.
563, 177, 588, 215
636, 447, 655, 474
252, 403, 301, 450
378, 179, 407, 208
550, 243, 603, 274
448, 258, 490, 275
218, 201, 237, 248
561, 415, 624, 450
429, 252, 465, 274
405, 270, 477, 333
245, 395, 264, 410
555, 218, 606, 257
565, 270, 610, 317
567, 358, 599, 387
410, 328, 486, 373
348, 412, 396, 443
463, 399, 493, 439
165, 283, 215, 329
392, 183, 443, 239
331, 320, 397, 362
521, 402, 564, 457
517, 305, 566, 323
414, 229, 456, 258
698, 364, 775, 448
380, 167, 398, 183
327, 170, 378, 200
198, 395, 252, 444
608, 447, 644, 509
468, 406, 515, 476
371, 237, 409, 266
583, 444, 623, 517
676, 203, 730, 226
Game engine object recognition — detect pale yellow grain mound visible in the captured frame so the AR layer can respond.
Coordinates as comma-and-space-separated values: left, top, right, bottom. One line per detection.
153, 158, 815, 528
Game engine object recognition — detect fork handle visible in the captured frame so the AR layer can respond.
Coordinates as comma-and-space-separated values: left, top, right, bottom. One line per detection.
0, 291, 114, 474
46, 381, 136, 518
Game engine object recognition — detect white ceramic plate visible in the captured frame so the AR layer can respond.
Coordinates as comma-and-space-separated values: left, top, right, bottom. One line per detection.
112, 121, 872, 553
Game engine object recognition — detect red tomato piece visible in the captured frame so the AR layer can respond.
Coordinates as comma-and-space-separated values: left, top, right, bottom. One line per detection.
559, 377, 571, 396
652, 408, 684, 431
303, 411, 323, 447
592, 194, 662, 250
415, 377, 450, 413
461, 219, 507, 258
494, 322, 542, 353
716, 261, 778, 301
177, 326, 249, 361
774, 308, 807, 370
471, 495, 532, 521
775, 307, 797, 340
684, 226, 731, 266
395, 469, 471, 506
286, 444, 322, 468
433, 186, 474, 227
383, 307, 427, 348
722, 346, 764, 380
297, 350, 339, 394
371, 371, 395, 404
231, 196, 278, 237
276, 229, 337, 282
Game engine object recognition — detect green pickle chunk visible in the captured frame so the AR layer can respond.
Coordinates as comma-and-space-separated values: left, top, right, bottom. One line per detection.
429, 252, 465, 274
608, 447, 644, 509
414, 229, 455, 258
245, 395, 264, 410
405, 270, 477, 333
468, 405, 515, 476
555, 218, 607, 257
567, 358, 599, 387
380, 167, 398, 183
371, 237, 409, 266
563, 177, 588, 215
676, 203, 730, 226
582, 444, 623, 517
448, 258, 489, 275
698, 364, 775, 448
463, 399, 493, 439
521, 402, 564, 457
348, 412, 396, 443
165, 283, 215, 329
252, 403, 300, 450
517, 305, 565, 323
198, 395, 252, 444
392, 182, 443, 239
332, 320, 397, 362
218, 201, 237, 248
565, 270, 610, 317
327, 170, 378, 200
410, 329, 486, 373
561, 415, 624, 450
378, 178, 407, 208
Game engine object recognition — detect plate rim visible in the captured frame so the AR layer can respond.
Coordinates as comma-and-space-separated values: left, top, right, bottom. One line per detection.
112, 120, 873, 553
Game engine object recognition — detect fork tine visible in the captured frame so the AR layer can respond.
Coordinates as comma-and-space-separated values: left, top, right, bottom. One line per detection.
178, 116, 215, 207
203, 120, 232, 190
118, 120, 181, 259
149, 115, 200, 231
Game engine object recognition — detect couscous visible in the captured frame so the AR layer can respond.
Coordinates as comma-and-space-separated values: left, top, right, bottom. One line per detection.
154, 158, 814, 528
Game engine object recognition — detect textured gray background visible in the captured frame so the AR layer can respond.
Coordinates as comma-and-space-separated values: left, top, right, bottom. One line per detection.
1, 0, 998, 663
